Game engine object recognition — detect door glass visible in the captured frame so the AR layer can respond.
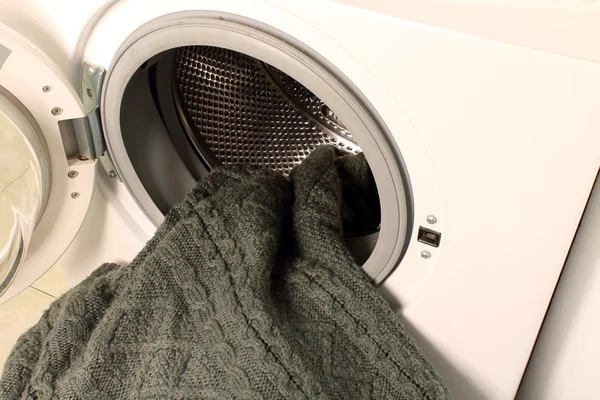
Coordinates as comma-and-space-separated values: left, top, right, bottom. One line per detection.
0, 113, 44, 294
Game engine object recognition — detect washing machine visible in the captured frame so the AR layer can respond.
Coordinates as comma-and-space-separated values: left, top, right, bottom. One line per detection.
1, 0, 599, 398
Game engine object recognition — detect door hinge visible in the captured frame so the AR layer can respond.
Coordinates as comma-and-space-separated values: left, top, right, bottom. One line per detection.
72, 62, 121, 181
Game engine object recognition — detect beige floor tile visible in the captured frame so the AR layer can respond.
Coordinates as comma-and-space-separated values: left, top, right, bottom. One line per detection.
0, 287, 55, 375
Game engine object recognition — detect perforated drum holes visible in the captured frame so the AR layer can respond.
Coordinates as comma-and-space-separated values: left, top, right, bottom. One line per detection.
174, 46, 360, 176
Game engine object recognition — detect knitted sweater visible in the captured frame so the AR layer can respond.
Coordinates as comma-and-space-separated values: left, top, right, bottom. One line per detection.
1, 146, 449, 399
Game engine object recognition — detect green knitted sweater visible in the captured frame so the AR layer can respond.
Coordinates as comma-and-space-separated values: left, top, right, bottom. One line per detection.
1, 146, 449, 399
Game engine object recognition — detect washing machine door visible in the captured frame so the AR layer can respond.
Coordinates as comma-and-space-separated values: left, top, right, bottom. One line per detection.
0, 24, 96, 302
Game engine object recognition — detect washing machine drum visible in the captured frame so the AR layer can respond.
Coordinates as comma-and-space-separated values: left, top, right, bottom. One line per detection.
175, 46, 379, 235
125, 46, 383, 253
173, 46, 361, 175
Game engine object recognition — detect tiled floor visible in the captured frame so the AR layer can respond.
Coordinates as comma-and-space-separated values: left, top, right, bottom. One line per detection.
0, 287, 56, 375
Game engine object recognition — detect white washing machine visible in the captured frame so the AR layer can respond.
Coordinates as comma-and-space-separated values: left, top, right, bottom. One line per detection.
0, 0, 599, 398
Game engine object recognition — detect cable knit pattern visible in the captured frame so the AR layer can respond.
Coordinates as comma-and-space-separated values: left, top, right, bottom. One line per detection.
0, 146, 449, 399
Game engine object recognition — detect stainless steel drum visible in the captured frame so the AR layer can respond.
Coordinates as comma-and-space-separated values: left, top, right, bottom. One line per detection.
173, 46, 361, 176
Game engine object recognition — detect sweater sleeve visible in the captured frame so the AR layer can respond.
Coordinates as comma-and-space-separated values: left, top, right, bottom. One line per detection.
0, 263, 122, 399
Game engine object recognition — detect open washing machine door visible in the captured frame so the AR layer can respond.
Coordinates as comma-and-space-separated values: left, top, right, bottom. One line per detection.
0, 24, 96, 300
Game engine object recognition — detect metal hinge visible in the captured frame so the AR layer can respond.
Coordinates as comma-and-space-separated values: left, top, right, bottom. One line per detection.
70, 62, 120, 180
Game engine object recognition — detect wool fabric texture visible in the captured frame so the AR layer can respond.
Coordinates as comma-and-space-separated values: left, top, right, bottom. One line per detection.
1, 146, 449, 399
